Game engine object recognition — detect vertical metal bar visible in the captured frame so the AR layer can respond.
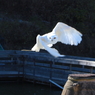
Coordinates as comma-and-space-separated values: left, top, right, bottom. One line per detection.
49, 79, 63, 89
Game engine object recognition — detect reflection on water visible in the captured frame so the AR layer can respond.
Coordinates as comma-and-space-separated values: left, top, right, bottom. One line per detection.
0, 82, 62, 95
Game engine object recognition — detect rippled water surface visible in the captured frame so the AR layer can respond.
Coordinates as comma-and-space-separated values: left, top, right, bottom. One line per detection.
0, 82, 62, 95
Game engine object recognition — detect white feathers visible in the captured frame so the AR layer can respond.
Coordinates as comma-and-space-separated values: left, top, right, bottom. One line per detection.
31, 22, 83, 57
52, 22, 82, 45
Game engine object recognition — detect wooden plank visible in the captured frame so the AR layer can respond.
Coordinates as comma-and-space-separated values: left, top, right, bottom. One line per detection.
0, 71, 22, 75
0, 50, 15, 56
0, 60, 14, 63
54, 58, 95, 67
52, 64, 70, 70
35, 62, 50, 67
71, 67, 90, 72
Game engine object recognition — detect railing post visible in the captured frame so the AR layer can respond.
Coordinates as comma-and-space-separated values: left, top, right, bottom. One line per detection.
33, 58, 36, 83
17, 57, 20, 79
22, 55, 27, 80
50, 59, 55, 87
50, 60, 52, 80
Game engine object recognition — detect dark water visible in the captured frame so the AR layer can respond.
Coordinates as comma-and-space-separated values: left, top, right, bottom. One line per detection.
0, 82, 62, 95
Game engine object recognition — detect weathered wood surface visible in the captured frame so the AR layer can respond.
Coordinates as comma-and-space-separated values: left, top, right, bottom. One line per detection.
0, 50, 95, 85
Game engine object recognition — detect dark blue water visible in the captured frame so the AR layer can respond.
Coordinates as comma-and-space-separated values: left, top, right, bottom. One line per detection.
0, 82, 62, 95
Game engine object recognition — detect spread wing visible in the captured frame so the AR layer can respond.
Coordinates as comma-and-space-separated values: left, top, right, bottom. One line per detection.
52, 22, 82, 46
38, 35, 64, 57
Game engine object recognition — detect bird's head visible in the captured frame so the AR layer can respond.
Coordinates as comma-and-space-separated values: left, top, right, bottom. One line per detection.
47, 33, 58, 44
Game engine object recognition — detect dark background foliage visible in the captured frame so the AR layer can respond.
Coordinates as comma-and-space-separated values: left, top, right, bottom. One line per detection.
0, 0, 95, 57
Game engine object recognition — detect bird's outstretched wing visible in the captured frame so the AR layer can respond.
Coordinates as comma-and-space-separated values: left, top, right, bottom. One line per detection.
38, 35, 64, 57
31, 34, 43, 52
52, 22, 82, 46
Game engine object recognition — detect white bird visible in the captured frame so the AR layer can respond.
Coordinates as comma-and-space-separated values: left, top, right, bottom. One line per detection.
31, 22, 82, 57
